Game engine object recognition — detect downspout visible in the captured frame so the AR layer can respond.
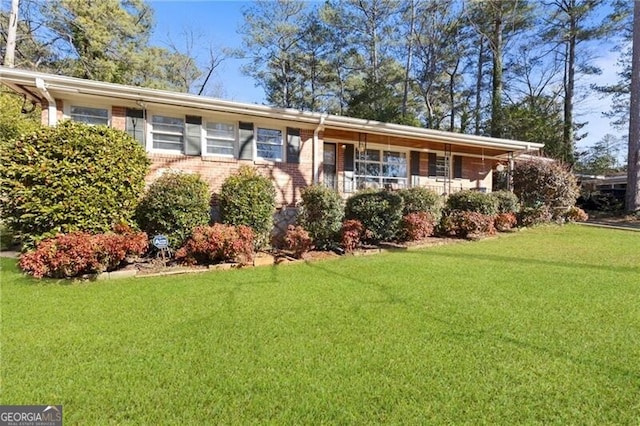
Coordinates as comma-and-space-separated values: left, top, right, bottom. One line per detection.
313, 114, 327, 184
35, 77, 57, 126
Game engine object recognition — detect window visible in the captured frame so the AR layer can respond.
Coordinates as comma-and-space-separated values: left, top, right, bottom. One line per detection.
256, 127, 283, 161
355, 148, 407, 188
323, 143, 337, 190
125, 108, 145, 146
70, 106, 108, 125
206, 122, 235, 156
152, 115, 184, 151
428, 153, 450, 178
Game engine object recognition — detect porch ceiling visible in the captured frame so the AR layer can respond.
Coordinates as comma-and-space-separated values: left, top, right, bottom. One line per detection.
323, 128, 511, 158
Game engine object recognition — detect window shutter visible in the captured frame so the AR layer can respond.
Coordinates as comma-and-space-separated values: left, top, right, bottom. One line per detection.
428, 153, 437, 176
454, 155, 463, 179
343, 144, 354, 172
185, 115, 202, 155
410, 151, 421, 176
286, 127, 301, 164
125, 108, 145, 146
239, 122, 254, 160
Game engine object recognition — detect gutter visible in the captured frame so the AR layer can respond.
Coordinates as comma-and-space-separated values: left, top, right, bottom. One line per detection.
35, 77, 56, 126
313, 114, 327, 184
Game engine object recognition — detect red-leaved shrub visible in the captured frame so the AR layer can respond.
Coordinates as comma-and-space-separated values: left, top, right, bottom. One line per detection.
19, 227, 148, 279
563, 206, 589, 223
284, 225, 313, 259
439, 211, 496, 240
341, 219, 364, 252
400, 212, 436, 241
494, 212, 517, 232
175, 224, 254, 265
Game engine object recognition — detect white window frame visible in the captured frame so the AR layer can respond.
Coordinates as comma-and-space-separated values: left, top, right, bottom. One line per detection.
205, 120, 236, 157
355, 145, 408, 189
255, 126, 284, 162
67, 105, 110, 126
150, 114, 185, 153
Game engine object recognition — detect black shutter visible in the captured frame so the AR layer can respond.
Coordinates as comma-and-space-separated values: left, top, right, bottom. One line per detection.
343, 144, 354, 172
428, 153, 437, 176
454, 155, 463, 179
239, 122, 253, 160
286, 127, 301, 164
410, 151, 421, 176
185, 115, 202, 155
125, 108, 145, 146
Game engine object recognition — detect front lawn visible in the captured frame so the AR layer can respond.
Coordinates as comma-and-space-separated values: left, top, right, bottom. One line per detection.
1, 225, 639, 424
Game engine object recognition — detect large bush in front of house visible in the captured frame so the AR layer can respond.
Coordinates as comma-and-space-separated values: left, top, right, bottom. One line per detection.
397, 187, 443, 220
0, 89, 41, 144
0, 121, 149, 248
219, 166, 276, 249
135, 171, 211, 249
345, 189, 404, 242
298, 184, 344, 249
513, 159, 579, 217
445, 190, 498, 216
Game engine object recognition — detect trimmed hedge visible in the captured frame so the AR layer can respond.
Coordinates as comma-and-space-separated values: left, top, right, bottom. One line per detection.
491, 191, 520, 214
345, 190, 404, 242
298, 185, 344, 249
219, 166, 276, 249
0, 121, 150, 248
135, 172, 211, 249
398, 187, 443, 219
445, 190, 498, 216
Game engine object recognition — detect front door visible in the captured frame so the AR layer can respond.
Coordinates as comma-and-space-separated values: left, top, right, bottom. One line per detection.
323, 143, 337, 190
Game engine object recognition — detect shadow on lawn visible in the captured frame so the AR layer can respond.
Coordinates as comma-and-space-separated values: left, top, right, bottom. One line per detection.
302, 257, 640, 383
404, 250, 640, 275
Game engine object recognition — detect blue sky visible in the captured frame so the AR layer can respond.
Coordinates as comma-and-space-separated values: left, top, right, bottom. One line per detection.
147, 0, 627, 156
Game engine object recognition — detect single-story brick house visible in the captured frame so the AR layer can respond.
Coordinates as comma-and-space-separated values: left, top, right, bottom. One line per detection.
1, 67, 543, 212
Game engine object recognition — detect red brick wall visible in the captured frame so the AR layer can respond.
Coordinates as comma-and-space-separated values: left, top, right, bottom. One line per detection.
148, 134, 315, 207
40, 100, 63, 125
111, 106, 126, 131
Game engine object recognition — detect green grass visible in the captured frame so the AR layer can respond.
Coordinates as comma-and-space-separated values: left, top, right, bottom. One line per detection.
1, 225, 639, 424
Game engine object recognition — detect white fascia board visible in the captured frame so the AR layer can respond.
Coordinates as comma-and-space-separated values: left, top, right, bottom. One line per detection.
0, 66, 544, 152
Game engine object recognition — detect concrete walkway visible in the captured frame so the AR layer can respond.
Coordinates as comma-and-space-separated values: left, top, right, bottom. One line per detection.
581, 221, 640, 232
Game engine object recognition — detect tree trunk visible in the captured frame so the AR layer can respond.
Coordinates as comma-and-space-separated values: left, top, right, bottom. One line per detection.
627, 0, 640, 213
3, 0, 19, 68
563, 0, 577, 164
490, 14, 503, 138
475, 35, 484, 136
401, 0, 416, 119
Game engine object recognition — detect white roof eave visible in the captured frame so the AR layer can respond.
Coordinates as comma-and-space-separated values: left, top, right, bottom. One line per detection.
0, 66, 544, 152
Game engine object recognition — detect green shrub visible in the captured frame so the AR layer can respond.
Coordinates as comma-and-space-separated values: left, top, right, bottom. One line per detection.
397, 187, 443, 219
517, 205, 553, 227
135, 172, 211, 248
219, 166, 276, 249
491, 191, 520, 214
445, 190, 498, 215
0, 121, 149, 248
298, 185, 344, 249
513, 159, 579, 214
345, 189, 404, 242
0, 89, 41, 144
0, 222, 15, 250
